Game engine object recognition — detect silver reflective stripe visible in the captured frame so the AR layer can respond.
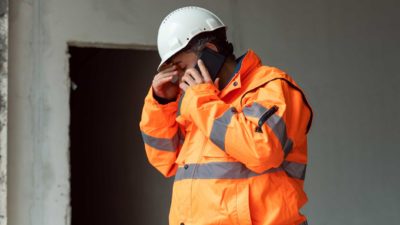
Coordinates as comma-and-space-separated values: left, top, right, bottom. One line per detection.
242, 102, 266, 118
282, 161, 306, 180
209, 108, 237, 151
243, 102, 293, 156
141, 129, 182, 152
175, 161, 283, 181
266, 114, 293, 156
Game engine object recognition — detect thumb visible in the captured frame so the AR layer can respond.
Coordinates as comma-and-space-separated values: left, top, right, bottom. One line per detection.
214, 78, 220, 89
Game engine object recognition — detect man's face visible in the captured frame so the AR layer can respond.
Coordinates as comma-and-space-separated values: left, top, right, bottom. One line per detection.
170, 50, 198, 83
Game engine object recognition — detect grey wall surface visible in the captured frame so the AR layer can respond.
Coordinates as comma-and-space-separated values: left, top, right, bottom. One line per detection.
236, 1, 400, 224
8, 1, 233, 225
7, 0, 400, 224
0, 0, 8, 224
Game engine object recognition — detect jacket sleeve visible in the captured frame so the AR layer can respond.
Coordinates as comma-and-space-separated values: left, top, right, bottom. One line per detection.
139, 88, 184, 177
177, 80, 291, 174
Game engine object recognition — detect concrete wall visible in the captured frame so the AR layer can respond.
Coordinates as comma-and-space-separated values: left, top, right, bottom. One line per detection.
8, 0, 400, 225
8, 1, 234, 225
0, 0, 8, 224
234, 1, 400, 224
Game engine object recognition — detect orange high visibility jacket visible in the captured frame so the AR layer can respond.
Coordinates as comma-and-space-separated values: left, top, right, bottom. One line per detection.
140, 50, 313, 225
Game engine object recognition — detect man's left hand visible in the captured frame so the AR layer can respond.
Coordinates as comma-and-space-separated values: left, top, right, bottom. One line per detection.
179, 59, 219, 91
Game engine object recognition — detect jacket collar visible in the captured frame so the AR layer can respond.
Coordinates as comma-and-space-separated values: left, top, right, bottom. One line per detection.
235, 49, 262, 78
219, 49, 262, 98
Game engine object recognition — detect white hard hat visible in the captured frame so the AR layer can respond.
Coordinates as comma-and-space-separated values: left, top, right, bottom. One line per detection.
157, 6, 226, 71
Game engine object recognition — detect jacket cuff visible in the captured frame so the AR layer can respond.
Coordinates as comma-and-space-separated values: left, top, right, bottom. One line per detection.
145, 87, 179, 109
152, 88, 177, 105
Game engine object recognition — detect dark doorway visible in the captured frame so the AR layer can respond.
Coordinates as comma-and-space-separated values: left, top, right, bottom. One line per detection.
69, 46, 173, 225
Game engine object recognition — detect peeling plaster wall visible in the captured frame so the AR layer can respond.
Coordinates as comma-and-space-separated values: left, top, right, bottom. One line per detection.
0, 0, 8, 225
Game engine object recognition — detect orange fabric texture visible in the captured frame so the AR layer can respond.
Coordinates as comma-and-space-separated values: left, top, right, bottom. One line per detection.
140, 50, 313, 225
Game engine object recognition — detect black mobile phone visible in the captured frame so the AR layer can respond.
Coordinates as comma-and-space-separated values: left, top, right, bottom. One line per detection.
194, 48, 226, 81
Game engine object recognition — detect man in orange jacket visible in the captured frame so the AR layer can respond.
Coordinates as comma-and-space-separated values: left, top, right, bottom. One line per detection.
140, 6, 313, 225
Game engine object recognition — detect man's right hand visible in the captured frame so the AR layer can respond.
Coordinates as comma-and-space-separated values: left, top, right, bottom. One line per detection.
152, 65, 180, 100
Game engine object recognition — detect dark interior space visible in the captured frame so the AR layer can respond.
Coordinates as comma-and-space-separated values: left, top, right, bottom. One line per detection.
69, 46, 173, 225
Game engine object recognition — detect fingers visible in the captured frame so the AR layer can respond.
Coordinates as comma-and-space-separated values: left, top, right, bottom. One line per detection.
158, 76, 174, 84
155, 71, 178, 81
153, 65, 178, 83
153, 66, 178, 86
162, 64, 178, 73
151, 65, 181, 99
156, 66, 178, 79
197, 59, 212, 83
214, 77, 220, 89
187, 68, 203, 83
181, 68, 202, 86
179, 70, 198, 92
179, 81, 189, 92
181, 75, 195, 86
153, 72, 177, 88
179, 63, 216, 92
